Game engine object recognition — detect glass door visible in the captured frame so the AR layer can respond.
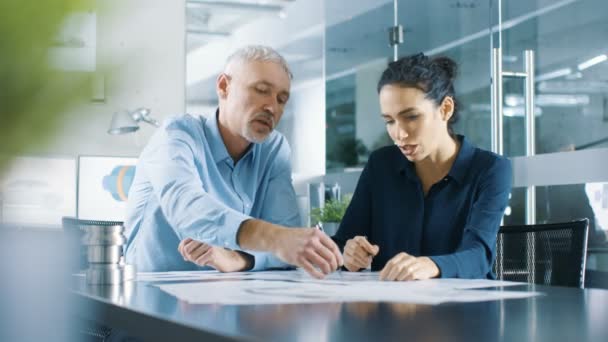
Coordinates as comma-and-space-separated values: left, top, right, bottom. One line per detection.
492, 0, 608, 247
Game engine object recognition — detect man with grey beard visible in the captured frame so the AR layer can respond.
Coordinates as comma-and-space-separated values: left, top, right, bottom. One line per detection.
124, 45, 342, 279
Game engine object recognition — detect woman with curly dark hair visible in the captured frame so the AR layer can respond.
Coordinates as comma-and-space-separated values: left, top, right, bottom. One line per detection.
333, 53, 512, 281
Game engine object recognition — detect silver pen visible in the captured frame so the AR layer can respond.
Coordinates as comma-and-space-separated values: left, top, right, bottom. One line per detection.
315, 223, 342, 275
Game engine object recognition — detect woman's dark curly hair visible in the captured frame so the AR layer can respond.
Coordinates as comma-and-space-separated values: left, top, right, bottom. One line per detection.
377, 53, 460, 135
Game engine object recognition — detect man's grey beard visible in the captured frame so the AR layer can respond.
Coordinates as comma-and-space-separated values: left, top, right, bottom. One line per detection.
242, 112, 275, 143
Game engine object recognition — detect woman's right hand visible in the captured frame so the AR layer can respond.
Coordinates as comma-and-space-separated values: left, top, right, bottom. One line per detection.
343, 236, 379, 272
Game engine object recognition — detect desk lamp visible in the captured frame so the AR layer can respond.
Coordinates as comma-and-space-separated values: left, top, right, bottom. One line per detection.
108, 107, 159, 134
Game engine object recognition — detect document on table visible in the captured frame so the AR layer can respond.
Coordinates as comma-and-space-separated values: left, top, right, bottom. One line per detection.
139, 269, 380, 283
145, 270, 541, 305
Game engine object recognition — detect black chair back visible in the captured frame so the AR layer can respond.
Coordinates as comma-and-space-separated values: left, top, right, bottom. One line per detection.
494, 219, 589, 288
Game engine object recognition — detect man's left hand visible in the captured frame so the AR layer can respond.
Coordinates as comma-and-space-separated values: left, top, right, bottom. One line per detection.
379, 252, 440, 281
178, 238, 254, 272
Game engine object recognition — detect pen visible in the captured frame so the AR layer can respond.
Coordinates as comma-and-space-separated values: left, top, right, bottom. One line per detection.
354, 235, 374, 271
315, 223, 342, 275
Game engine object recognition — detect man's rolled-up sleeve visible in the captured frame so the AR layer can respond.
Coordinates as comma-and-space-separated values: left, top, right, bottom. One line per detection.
246, 139, 301, 271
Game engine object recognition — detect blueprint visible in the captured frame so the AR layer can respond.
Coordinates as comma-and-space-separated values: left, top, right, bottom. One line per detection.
142, 270, 542, 305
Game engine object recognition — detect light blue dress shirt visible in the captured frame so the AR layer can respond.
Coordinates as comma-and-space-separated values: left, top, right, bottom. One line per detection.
124, 112, 301, 271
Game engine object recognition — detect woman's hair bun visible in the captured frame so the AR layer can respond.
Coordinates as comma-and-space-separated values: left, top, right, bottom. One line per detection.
432, 56, 458, 80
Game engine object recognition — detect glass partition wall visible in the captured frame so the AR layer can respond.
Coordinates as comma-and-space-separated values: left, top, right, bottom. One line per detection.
325, 1, 494, 171
492, 0, 608, 251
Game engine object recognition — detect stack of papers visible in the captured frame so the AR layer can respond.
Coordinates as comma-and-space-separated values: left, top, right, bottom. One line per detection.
139, 270, 542, 305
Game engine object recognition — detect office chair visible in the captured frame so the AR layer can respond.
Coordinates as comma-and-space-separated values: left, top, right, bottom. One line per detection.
494, 219, 589, 288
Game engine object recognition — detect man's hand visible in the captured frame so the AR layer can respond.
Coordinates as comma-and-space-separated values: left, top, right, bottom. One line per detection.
273, 227, 344, 279
178, 238, 253, 272
236, 220, 343, 279
379, 252, 440, 281
343, 236, 379, 272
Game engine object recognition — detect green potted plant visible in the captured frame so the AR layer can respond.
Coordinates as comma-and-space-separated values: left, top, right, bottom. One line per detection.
310, 195, 352, 236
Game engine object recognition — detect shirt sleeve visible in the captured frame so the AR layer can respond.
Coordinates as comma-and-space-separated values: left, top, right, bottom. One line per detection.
245, 138, 302, 271
140, 122, 250, 250
331, 156, 374, 251
429, 156, 512, 279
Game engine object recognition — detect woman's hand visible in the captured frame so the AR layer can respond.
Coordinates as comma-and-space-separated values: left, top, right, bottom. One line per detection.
343, 236, 379, 272
379, 252, 440, 281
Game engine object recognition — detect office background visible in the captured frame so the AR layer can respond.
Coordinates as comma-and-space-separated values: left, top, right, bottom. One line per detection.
1, 1, 608, 341
1, 0, 607, 265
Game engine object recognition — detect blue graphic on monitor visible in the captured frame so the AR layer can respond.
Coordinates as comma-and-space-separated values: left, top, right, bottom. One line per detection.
102, 165, 135, 202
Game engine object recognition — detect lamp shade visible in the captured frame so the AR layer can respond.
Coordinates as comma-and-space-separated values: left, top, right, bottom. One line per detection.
108, 110, 139, 135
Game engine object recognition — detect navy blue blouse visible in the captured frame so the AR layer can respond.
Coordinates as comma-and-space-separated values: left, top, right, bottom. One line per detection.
333, 135, 512, 279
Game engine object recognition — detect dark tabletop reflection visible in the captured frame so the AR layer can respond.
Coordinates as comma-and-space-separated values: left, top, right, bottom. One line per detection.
235, 302, 342, 341
73, 277, 608, 342
334, 301, 500, 342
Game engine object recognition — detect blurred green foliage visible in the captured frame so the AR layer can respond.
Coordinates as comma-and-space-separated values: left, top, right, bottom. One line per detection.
310, 194, 352, 224
0, 0, 92, 171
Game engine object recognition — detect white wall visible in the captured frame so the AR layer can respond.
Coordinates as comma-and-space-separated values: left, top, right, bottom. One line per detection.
288, 79, 326, 176
186, 104, 217, 118
44, 0, 186, 157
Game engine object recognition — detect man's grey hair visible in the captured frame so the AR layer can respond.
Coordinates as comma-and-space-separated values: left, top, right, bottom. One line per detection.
224, 45, 293, 79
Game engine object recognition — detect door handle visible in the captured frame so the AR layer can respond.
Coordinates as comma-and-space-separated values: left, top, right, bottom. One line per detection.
491, 49, 536, 224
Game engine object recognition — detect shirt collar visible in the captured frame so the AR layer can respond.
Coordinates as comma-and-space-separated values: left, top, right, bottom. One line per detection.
399, 135, 474, 185
447, 135, 474, 185
204, 109, 256, 165
204, 109, 233, 164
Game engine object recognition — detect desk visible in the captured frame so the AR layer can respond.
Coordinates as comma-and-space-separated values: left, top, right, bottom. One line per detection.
72, 274, 608, 342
